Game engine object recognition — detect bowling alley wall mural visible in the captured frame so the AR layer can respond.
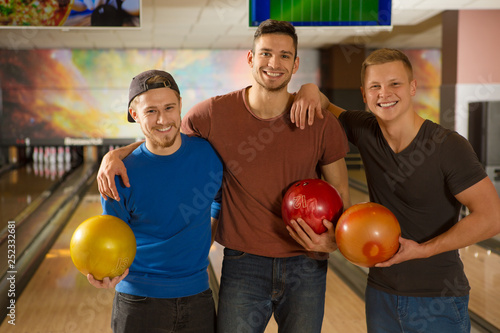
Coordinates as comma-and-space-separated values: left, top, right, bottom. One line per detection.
0, 48, 439, 145
403, 49, 441, 123
0, 48, 319, 145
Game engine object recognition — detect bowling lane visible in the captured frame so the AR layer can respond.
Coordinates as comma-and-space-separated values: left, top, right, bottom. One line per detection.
461, 245, 500, 330
4, 167, 496, 332
0, 180, 114, 333
0, 162, 66, 229
1, 177, 366, 333
0, 162, 92, 277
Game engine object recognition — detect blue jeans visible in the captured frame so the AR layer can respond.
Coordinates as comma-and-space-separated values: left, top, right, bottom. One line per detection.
111, 289, 216, 333
217, 248, 328, 333
365, 285, 471, 333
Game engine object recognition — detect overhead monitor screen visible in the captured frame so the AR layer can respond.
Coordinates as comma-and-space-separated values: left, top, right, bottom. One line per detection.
249, 0, 391, 27
0, 0, 140, 28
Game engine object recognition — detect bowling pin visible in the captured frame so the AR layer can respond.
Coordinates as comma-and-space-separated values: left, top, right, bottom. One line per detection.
33, 147, 39, 163
58, 161, 65, 178
49, 146, 56, 164
44, 147, 50, 164
33, 160, 40, 176
38, 147, 44, 163
24, 138, 31, 164
44, 163, 50, 179
65, 146, 71, 164
57, 146, 64, 164
50, 163, 57, 180
65, 160, 71, 172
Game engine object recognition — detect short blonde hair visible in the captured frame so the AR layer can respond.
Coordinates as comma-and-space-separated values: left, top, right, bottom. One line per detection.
361, 48, 413, 86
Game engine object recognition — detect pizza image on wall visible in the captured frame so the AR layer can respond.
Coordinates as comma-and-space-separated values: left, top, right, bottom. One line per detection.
0, 0, 74, 26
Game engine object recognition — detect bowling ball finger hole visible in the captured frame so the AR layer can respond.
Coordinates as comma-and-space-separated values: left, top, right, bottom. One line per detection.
362, 242, 380, 258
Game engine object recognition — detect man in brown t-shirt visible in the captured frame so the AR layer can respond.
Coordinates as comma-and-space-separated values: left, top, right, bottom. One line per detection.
97, 20, 351, 333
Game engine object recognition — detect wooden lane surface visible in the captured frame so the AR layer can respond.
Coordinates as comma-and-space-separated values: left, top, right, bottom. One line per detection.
0, 175, 368, 333
0, 183, 366, 332
0, 183, 114, 333
3, 171, 497, 332
461, 245, 500, 329
0, 164, 57, 227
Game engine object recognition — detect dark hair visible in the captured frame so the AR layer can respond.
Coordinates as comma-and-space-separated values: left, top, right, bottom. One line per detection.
361, 48, 414, 86
252, 19, 298, 58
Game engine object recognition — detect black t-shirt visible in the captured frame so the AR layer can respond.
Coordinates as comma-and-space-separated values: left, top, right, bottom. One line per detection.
339, 110, 487, 297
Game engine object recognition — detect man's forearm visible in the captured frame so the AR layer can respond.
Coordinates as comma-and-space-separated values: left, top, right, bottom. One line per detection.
319, 91, 346, 118
319, 91, 331, 110
113, 141, 143, 160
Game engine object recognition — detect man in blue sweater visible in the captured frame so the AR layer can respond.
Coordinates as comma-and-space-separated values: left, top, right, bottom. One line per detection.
87, 69, 223, 333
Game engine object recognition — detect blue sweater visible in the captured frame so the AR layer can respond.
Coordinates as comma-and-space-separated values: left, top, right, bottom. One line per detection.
102, 134, 223, 298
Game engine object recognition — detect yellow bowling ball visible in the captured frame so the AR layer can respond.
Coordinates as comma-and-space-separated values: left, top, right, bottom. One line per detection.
70, 215, 136, 280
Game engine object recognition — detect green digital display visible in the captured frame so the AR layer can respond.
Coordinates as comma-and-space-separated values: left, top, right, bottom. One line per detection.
250, 0, 392, 27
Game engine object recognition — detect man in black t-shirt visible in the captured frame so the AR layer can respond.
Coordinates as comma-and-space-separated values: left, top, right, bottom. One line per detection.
288, 48, 500, 333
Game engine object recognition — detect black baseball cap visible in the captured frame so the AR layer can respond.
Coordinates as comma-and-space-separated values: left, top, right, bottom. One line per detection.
127, 69, 180, 122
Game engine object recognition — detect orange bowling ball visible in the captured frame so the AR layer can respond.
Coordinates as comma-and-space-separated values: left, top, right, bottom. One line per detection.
70, 215, 136, 280
335, 202, 401, 267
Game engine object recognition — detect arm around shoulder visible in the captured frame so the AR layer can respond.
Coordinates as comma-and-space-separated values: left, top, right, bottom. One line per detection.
181, 98, 214, 138
327, 103, 346, 118
97, 141, 142, 201
291, 83, 346, 127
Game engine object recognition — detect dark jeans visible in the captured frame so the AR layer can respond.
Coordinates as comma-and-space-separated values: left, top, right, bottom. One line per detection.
111, 289, 216, 333
365, 285, 471, 333
217, 248, 328, 333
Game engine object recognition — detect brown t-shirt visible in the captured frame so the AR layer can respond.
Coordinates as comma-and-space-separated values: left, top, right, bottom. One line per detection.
181, 87, 349, 257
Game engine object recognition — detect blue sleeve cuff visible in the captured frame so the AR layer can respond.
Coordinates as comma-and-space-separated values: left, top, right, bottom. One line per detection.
211, 201, 221, 219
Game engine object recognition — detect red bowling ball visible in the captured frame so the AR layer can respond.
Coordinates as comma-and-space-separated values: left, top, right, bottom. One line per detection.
282, 179, 343, 234
335, 202, 401, 267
